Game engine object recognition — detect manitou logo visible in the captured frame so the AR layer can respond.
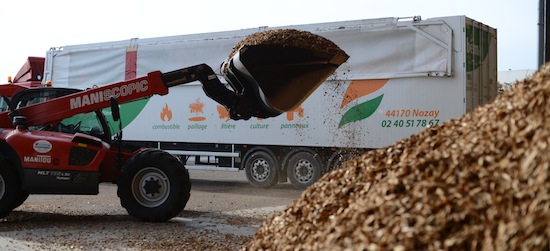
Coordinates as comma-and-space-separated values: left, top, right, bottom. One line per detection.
70, 80, 149, 109
24, 155, 52, 163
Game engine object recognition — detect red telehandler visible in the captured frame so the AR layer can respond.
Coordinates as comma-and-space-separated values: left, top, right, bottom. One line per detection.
0, 32, 349, 221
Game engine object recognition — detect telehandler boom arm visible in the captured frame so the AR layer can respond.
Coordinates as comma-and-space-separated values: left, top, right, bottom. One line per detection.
4, 64, 239, 127
2, 30, 349, 128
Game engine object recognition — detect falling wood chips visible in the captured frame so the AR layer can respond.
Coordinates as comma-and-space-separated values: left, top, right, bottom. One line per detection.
242, 63, 550, 250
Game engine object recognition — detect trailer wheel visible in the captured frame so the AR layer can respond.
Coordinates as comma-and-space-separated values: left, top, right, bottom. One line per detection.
118, 149, 191, 222
0, 161, 23, 218
286, 151, 322, 189
244, 151, 278, 188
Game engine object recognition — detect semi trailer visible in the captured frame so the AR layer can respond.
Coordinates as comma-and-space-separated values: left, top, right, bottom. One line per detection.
9, 15, 498, 189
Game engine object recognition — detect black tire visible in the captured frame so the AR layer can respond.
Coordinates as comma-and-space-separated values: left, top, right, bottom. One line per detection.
0, 161, 23, 218
286, 151, 323, 189
244, 151, 278, 188
11, 191, 29, 210
117, 149, 191, 222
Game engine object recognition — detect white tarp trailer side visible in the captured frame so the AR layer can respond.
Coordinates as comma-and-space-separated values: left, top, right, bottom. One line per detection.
44, 15, 497, 189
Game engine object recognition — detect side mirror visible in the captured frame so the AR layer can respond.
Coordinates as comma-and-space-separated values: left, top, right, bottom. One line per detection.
12, 115, 28, 129
110, 97, 120, 122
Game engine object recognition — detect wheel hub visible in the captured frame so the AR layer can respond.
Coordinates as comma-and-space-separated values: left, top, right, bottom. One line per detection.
132, 167, 170, 207
294, 159, 314, 183
252, 159, 269, 181
143, 177, 161, 196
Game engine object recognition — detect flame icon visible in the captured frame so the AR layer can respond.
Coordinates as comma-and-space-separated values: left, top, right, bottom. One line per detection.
160, 103, 172, 122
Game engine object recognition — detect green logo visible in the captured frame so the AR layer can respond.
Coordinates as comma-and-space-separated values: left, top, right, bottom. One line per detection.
466, 24, 493, 72
338, 80, 388, 128
339, 94, 384, 127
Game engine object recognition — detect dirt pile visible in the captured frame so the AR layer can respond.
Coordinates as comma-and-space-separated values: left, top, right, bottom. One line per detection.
242, 63, 550, 250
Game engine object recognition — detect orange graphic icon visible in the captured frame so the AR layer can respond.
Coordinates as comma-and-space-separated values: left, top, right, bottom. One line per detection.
340, 79, 387, 108
216, 105, 264, 121
160, 103, 173, 122
189, 98, 206, 121
217, 105, 231, 122
286, 106, 304, 121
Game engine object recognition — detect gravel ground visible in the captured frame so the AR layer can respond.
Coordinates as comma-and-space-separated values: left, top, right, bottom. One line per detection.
0, 207, 281, 251
0, 171, 302, 251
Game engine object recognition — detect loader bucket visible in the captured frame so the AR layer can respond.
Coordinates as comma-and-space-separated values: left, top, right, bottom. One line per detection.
222, 29, 349, 119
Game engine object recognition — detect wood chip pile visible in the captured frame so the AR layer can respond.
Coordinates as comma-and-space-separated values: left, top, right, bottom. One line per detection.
226, 29, 345, 62
242, 63, 550, 250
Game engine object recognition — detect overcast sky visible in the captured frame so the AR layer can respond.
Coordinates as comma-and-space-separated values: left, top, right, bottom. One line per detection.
0, 0, 539, 82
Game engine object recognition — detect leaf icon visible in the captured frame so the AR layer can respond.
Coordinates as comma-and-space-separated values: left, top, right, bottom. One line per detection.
340, 79, 388, 109
338, 94, 384, 128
